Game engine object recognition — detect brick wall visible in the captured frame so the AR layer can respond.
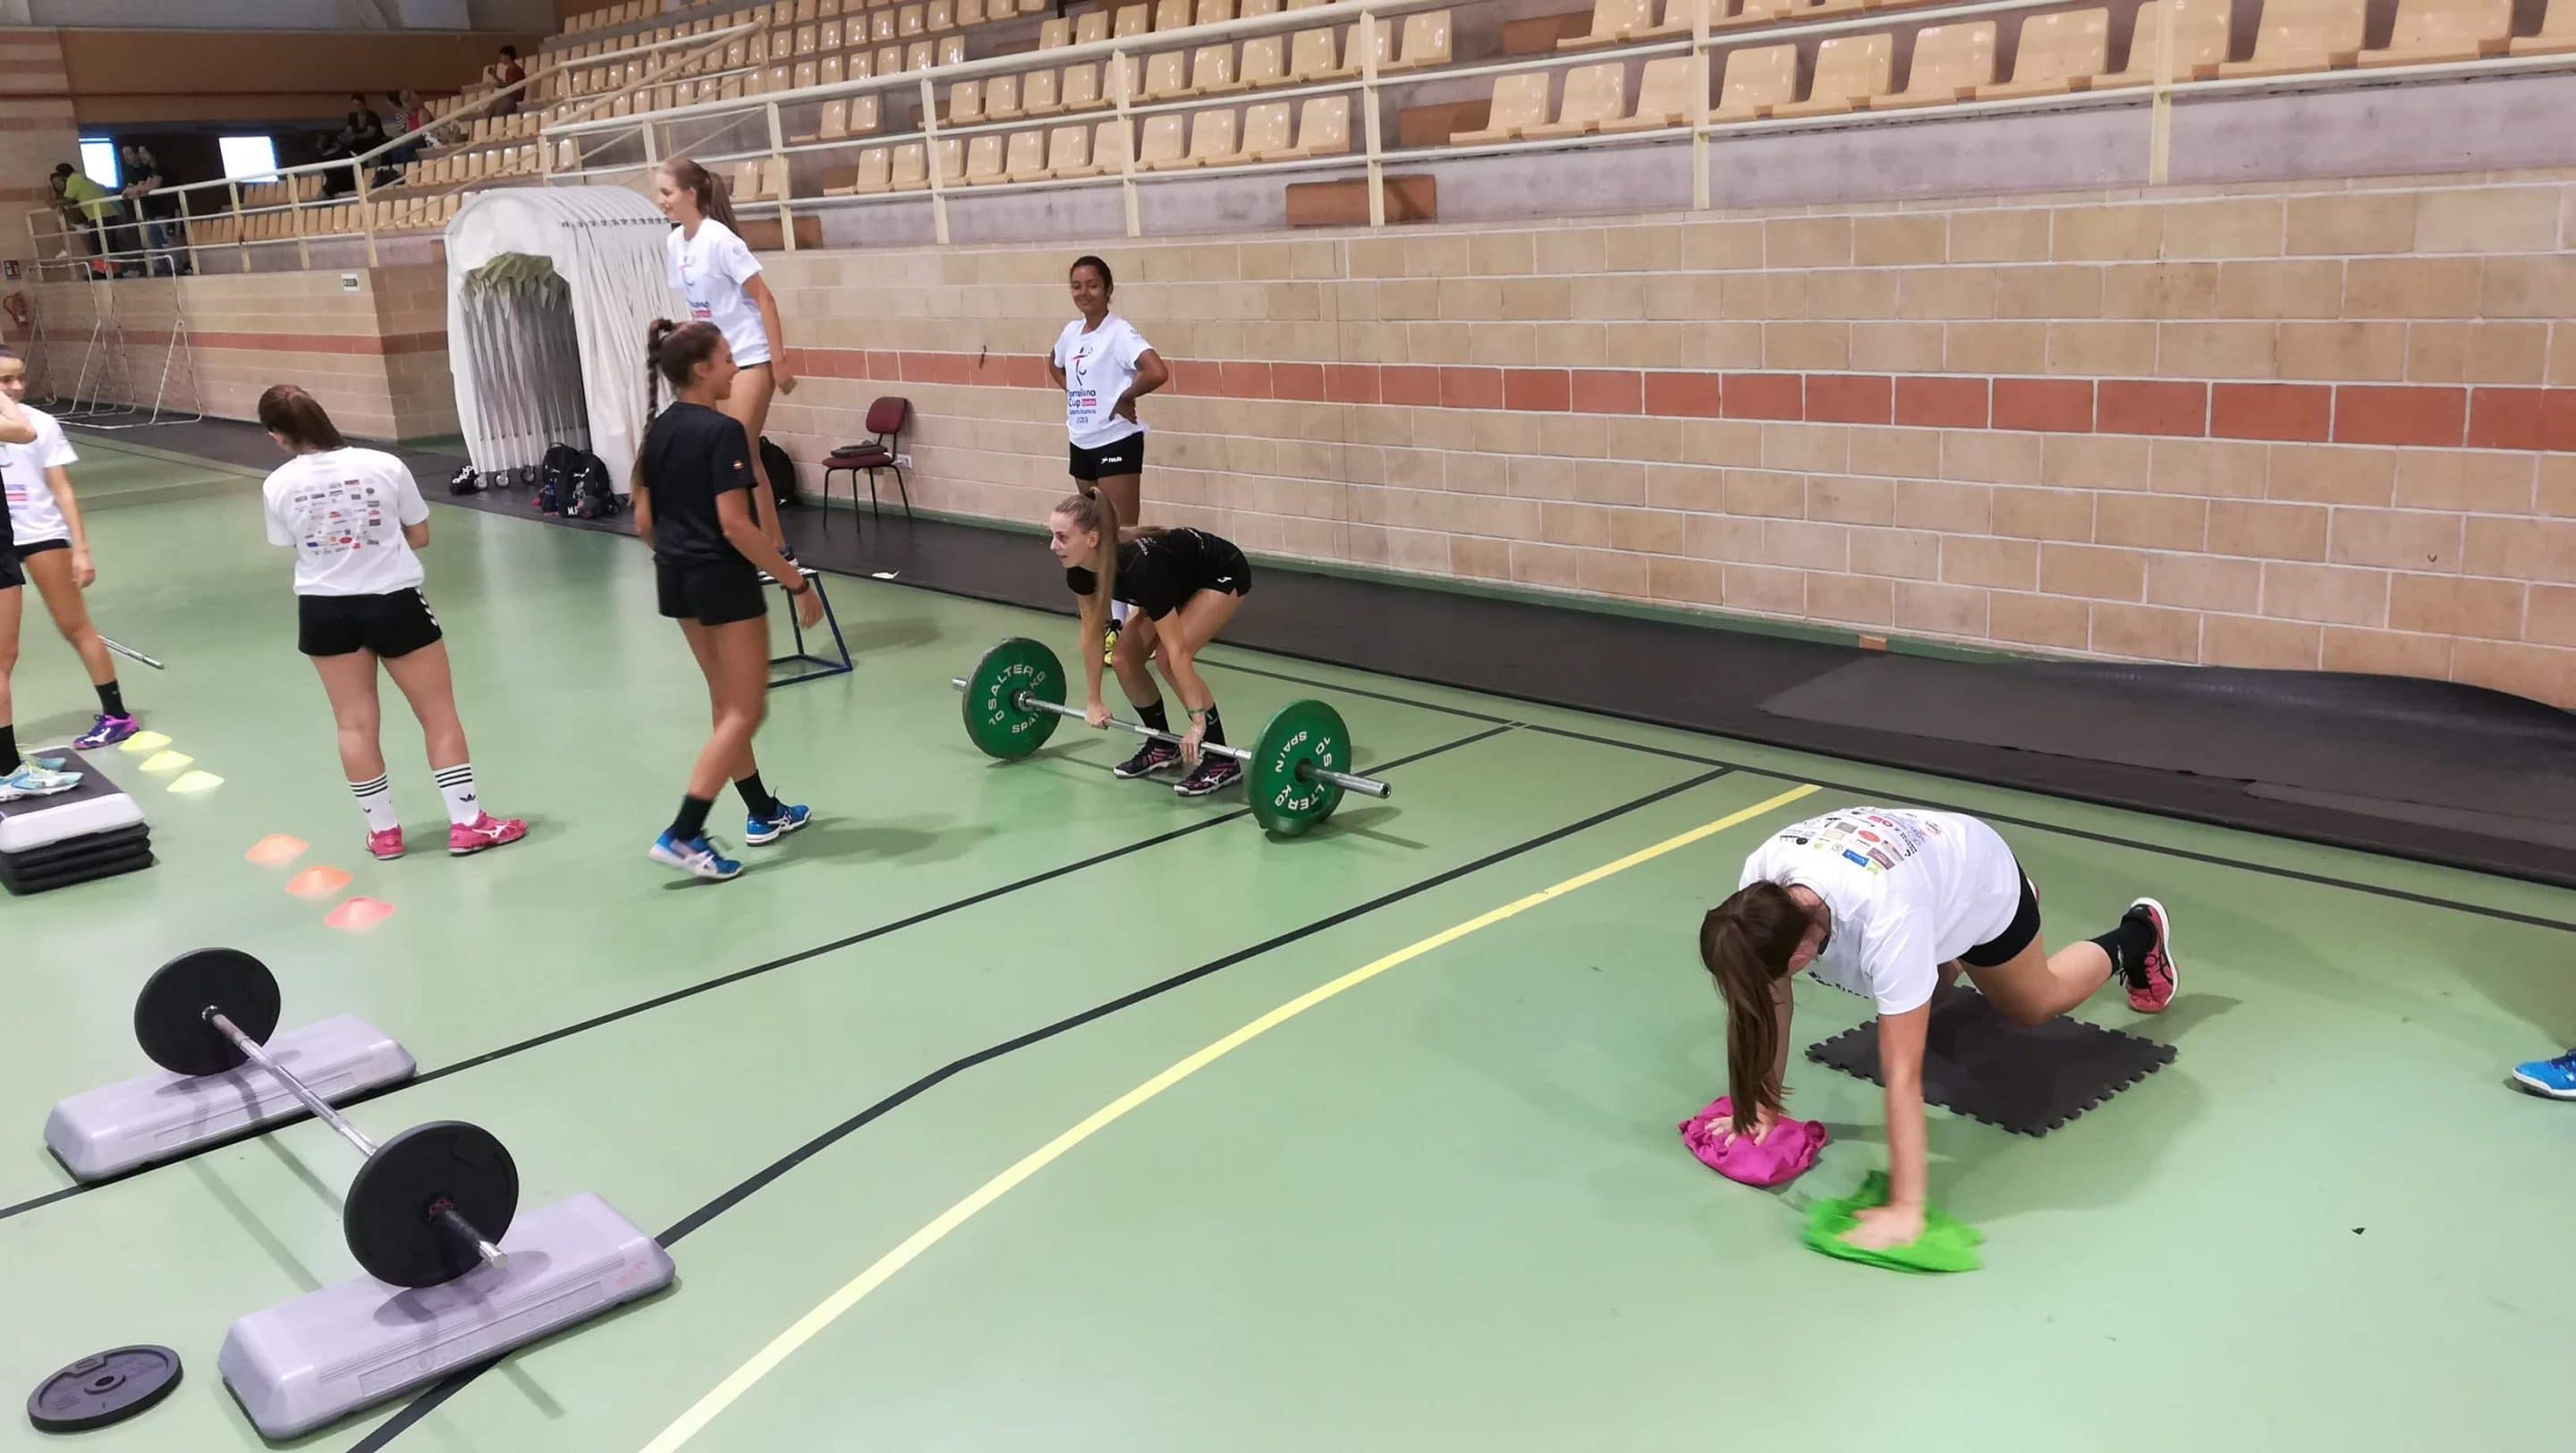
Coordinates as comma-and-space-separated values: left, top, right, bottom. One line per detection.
0, 28, 79, 332
757, 171, 2576, 708
31, 263, 457, 441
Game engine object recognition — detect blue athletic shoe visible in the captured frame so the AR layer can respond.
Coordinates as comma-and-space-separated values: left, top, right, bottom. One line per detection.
648, 831, 742, 881
0, 760, 81, 802
743, 802, 811, 845
2511, 1049, 2576, 1100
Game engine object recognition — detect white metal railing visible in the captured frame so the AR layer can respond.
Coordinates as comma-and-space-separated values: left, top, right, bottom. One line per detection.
536, 0, 2576, 245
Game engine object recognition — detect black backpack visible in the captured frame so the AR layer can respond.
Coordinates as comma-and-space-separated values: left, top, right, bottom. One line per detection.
536, 442, 621, 520
758, 436, 795, 509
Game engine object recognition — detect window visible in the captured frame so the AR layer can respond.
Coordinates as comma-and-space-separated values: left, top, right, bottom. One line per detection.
218, 135, 280, 182
79, 137, 118, 190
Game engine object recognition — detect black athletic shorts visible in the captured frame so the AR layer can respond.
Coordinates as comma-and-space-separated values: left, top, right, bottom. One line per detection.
0, 548, 19, 591
657, 558, 767, 626
1068, 434, 1144, 481
1959, 865, 2042, 968
15, 538, 68, 558
298, 588, 444, 659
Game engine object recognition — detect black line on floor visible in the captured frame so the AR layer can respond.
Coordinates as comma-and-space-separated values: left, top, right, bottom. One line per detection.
353, 762, 1738, 1448
0, 726, 1514, 1230
1205, 656, 2576, 933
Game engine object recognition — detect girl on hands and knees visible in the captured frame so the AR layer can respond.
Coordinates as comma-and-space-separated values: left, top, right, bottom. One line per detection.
1699, 806, 2176, 1250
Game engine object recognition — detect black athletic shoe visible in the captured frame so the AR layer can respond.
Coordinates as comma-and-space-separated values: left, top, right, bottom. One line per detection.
1114, 740, 1182, 778
1174, 755, 1242, 797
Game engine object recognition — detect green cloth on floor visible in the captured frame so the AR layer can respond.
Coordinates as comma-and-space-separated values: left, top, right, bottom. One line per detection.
1802, 1172, 1983, 1273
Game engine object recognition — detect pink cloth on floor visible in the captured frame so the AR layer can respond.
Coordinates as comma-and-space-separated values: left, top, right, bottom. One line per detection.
1678, 1096, 1827, 1187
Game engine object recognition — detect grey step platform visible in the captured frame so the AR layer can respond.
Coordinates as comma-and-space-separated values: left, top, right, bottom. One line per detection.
218, 1192, 675, 1440
44, 1016, 415, 1180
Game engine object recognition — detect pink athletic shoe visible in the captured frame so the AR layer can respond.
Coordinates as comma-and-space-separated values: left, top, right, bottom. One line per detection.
366, 827, 405, 862
2123, 897, 2179, 1013
449, 813, 528, 856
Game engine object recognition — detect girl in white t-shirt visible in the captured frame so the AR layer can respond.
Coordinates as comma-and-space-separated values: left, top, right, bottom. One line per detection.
656, 157, 793, 552
257, 385, 525, 862
1699, 806, 2178, 1252
1045, 255, 1168, 657
0, 361, 73, 800
0, 347, 143, 771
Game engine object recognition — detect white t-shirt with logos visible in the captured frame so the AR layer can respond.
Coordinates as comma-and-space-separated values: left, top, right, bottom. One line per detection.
1736, 807, 2024, 1015
1052, 314, 1152, 451
665, 218, 771, 367
2, 406, 78, 545
261, 447, 432, 598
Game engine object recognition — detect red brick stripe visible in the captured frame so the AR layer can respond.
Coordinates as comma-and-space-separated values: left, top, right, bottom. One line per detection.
780, 347, 2565, 451
112, 329, 448, 357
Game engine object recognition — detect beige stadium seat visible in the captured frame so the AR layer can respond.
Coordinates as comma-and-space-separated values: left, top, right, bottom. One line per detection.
1075, 9, 1110, 43
2509, 0, 2576, 52
1141, 51, 1191, 99
1039, 16, 1072, 46
898, 4, 925, 34
931, 136, 967, 184
819, 18, 843, 47
2357, 0, 2512, 64
1001, 128, 1048, 179
905, 39, 935, 68
985, 72, 1022, 118
1386, 10, 1452, 71
1286, 26, 1339, 80
948, 78, 986, 122
1155, 0, 1191, 29
1113, 3, 1149, 37
831, 147, 893, 191
1137, 112, 1189, 168
1560, 0, 1655, 48
1875, 20, 1996, 107
1294, 93, 1351, 153
1062, 62, 1106, 109
790, 98, 851, 142
2095, 0, 2234, 83
1023, 65, 1062, 112
1600, 54, 1699, 129
962, 132, 1006, 184
819, 54, 845, 83
1977, 9, 2110, 97
1239, 35, 1287, 85
1041, 123, 1094, 176
1091, 117, 1134, 172
890, 140, 930, 189
1196, 0, 1235, 21
1452, 72, 1550, 141
1191, 43, 1241, 93
936, 35, 965, 64
1770, 32, 1893, 115
927, 0, 955, 30
869, 8, 896, 39
1525, 60, 1627, 136
793, 58, 818, 87
1233, 101, 1296, 160
2216, 0, 2365, 75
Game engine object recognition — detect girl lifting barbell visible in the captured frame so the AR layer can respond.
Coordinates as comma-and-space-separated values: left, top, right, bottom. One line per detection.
1048, 491, 1250, 797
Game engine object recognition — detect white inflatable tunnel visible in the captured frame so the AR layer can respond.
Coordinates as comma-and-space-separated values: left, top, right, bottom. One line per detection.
445, 186, 673, 492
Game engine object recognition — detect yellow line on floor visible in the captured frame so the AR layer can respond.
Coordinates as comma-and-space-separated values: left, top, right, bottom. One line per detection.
638, 781, 1820, 1452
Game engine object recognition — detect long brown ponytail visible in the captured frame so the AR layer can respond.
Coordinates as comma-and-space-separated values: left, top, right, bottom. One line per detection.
1699, 881, 1815, 1135
660, 157, 737, 231
256, 384, 346, 451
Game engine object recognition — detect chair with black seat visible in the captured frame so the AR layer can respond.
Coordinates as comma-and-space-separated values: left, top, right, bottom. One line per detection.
821, 395, 913, 528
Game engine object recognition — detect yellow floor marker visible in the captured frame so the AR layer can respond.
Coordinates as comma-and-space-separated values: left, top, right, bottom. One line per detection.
639, 781, 1821, 1453
167, 770, 224, 794
117, 731, 172, 753
243, 835, 309, 867
139, 751, 194, 773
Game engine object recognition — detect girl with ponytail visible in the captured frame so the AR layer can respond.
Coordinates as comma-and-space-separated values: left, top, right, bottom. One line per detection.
1046, 491, 1251, 796
655, 157, 794, 554
631, 319, 822, 882
1701, 806, 2178, 1251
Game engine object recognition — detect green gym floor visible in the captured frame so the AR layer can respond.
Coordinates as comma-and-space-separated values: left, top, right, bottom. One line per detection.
5, 434, 2572, 1452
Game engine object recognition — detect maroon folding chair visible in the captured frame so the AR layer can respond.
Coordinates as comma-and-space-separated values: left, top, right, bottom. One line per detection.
820, 396, 911, 531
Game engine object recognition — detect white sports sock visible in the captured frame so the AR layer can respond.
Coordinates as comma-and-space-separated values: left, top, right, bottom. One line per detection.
1110, 599, 1131, 626
350, 775, 397, 834
433, 763, 482, 827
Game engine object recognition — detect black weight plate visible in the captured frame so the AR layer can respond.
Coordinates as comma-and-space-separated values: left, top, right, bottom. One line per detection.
26, 1345, 181, 1432
344, 1121, 519, 1288
133, 948, 278, 1077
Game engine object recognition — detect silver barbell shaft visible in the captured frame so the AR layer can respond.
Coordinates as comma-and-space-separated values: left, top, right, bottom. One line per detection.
950, 679, 1392, 799
99, 635, 164, 670
206, 1008, 508, 1275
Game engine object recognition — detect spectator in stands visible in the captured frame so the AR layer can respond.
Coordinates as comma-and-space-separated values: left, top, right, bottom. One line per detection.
323, 98, 391, 198
493, 46, 527, 113
384, 91, 431, 165
47, 163, 123, 266
117, 144, 176, 268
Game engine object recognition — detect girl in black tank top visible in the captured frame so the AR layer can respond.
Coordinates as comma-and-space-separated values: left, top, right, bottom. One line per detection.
1047, 492, 1252, 797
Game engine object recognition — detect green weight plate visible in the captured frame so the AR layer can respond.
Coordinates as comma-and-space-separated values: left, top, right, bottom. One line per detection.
1249, 699, 1350, 837
961, 637, 1065, 760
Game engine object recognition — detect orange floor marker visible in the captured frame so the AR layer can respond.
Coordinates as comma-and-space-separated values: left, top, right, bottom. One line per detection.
324, 897, 396, 932
244, 835, 309, 867
285, 866, 352, 899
